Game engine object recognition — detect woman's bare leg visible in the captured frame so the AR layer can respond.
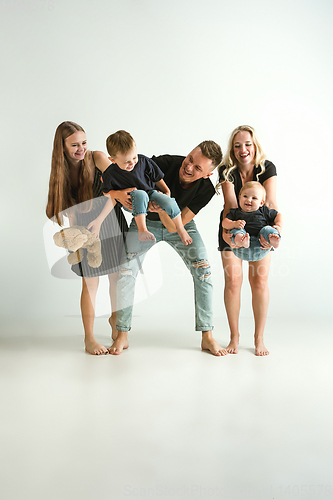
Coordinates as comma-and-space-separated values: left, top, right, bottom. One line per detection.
221, 251, 243, 353
248, 253, 271, 356
108, 272, 118, 341
81, 276, 108, 355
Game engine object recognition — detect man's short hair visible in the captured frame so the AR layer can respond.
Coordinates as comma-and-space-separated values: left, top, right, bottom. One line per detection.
106, 130, 135, 157
197, 140, 223, 170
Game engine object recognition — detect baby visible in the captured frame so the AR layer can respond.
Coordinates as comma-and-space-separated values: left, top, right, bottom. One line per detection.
102, 130, 192, 245
222, 181, 282, 261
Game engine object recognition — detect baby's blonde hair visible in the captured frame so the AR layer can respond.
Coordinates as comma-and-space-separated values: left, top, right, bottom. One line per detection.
239, 181, 266, 201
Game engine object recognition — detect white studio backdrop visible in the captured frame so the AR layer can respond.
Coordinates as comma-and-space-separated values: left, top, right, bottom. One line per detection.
0, 0, 332, 329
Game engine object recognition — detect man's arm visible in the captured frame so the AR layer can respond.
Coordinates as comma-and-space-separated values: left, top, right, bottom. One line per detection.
103, 188, 137, 210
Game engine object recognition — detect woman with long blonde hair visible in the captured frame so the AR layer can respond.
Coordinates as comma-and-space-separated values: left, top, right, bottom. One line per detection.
46, 121, 128, 355
217, 125, 281, 356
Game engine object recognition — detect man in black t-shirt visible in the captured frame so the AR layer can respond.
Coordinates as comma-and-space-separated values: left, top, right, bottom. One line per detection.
109, 141, 228, 356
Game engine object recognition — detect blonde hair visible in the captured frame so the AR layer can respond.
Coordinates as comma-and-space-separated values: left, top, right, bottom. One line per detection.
216, 125, 267, 191
106, 130, 135, 158
46, 121, 93, 225
239, 181, 266, 201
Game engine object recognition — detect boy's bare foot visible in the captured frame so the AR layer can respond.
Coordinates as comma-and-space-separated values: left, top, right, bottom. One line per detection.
255, 339, 269, 356
108, 314, 117, 341
269, 233, 280, 249
138, 230, 156, 242
201, 331, 228, 356
108, 331, 129, 355
226, 338, 239, 354
234, 232, 250, 248
85, 338, 109, 355
178, 227, 192, 246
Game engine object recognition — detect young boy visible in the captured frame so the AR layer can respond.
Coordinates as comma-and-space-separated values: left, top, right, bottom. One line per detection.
222, 181, 282, 261
102, 130, 192, 245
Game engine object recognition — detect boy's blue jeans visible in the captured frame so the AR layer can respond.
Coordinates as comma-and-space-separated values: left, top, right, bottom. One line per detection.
231, 226, 281, 262
116, 218, 213, 332
129, 189, 181, 220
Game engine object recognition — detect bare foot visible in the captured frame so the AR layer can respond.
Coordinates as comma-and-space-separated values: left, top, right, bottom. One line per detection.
178, 227, 192, 246
234, 232, 250, 248
109, 314, 117, 341
85, 338, 109, 355
269, 233, 280, 249
108, 331, 129, 355
255, 339, 269, 356
226, 338, 239, 354
201, 331, 228, 356
138, 230, 156, 242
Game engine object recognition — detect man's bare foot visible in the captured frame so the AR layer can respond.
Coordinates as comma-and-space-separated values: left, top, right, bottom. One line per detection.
201, 331, 228, 356
85, 338, 109, 355
138, 230, 156, 242
269, 233, 280, 249
226, 338, 239, 354
108, 331, 129, 355
178, 227, 192, 246
234, 232, 250, 248
255, 339, 269, 356
109, 314, 118, 341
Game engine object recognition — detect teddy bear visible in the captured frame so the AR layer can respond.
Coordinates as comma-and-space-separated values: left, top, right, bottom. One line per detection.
53, 225, 102, 268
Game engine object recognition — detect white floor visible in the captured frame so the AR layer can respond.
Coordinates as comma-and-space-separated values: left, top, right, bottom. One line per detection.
0, 314, 332, 500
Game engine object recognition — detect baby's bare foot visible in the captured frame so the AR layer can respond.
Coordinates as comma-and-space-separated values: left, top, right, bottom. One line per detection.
201, 331, 228, 356
138, 231, 156, 242
234, 232, 250, 248
255, 339, 269, 356
269, 233, 280, 249
85, 338, 109, 355
108, 331, 129, 355
226, 339, 239, 354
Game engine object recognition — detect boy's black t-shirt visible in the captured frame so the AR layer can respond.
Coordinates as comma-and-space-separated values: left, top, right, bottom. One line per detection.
101, 154, 164, 193
147, 154, 215, 221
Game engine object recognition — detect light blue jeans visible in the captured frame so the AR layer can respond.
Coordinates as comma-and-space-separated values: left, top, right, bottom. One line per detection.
231, 225, 281, 262
130, 189, 181, 219
116, 218, 213, 331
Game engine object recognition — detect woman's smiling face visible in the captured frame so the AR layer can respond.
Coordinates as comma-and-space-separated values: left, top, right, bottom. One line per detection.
233, 130, 256, 168
64, 131, 88, 163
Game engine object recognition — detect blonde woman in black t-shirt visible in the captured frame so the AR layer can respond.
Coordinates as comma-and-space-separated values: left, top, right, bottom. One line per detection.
217, 125, 281, 356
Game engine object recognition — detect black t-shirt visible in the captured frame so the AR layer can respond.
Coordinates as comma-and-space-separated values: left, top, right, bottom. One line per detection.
101, 154, 164, 193
147, 154, 215, 221
226, 206, 278, 237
